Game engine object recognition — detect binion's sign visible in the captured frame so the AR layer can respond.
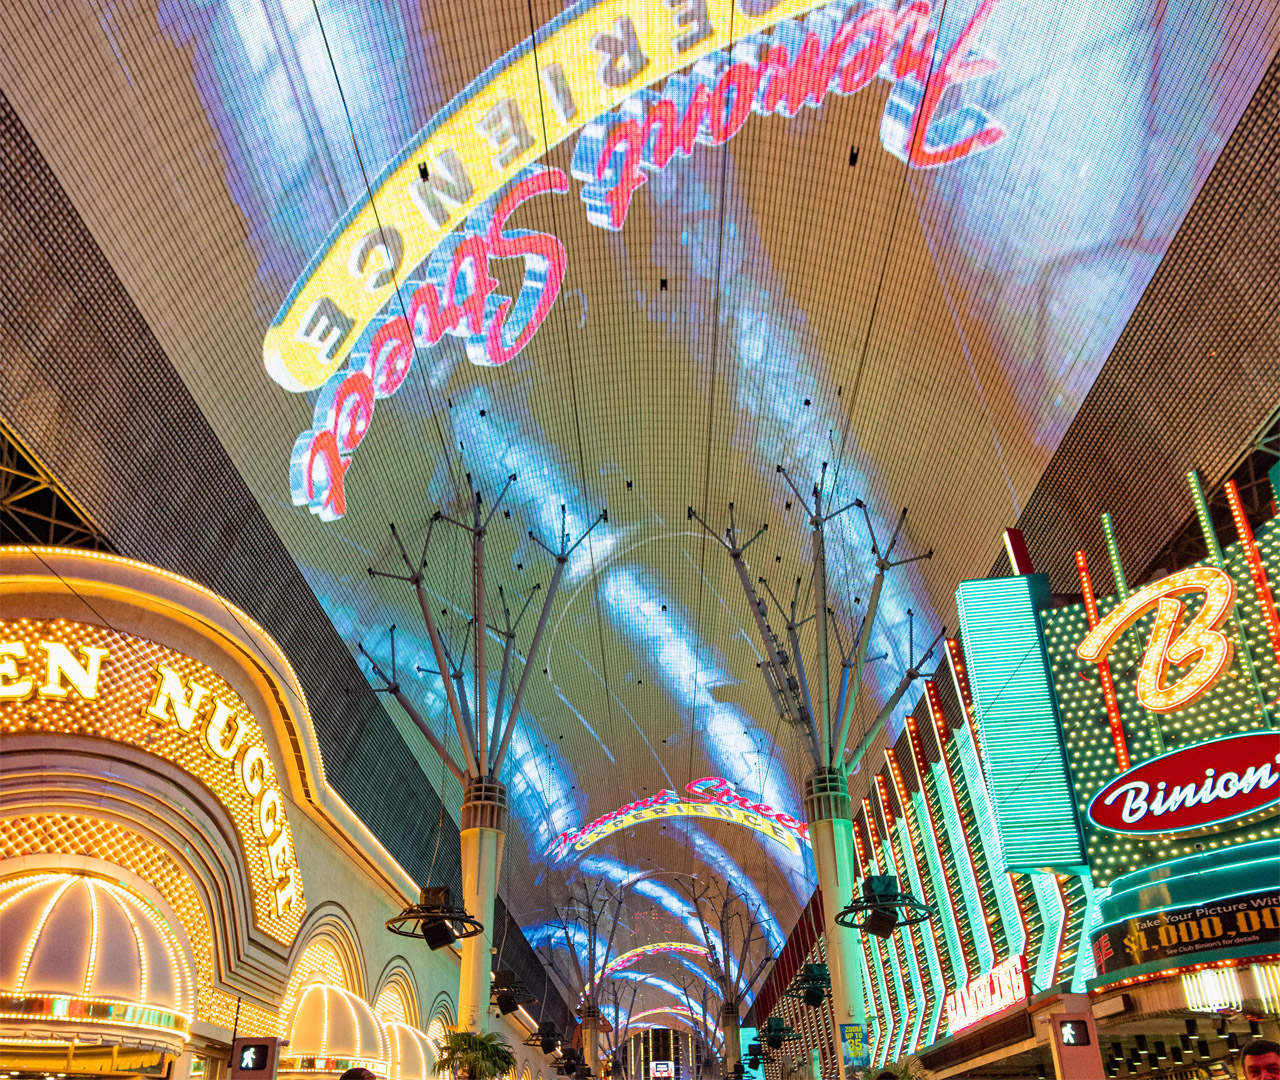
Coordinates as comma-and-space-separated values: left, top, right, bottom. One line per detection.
1076, 566, 1237, 713
1088, 731, 1280, 834
943, 954, 1028, 1034
267, 0, 1007, 522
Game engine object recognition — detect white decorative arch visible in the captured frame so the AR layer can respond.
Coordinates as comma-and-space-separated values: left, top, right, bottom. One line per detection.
290, 902, 368, 995
373, 957, 421, 1028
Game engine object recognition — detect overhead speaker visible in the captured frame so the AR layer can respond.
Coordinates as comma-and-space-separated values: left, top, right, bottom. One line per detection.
497, 992, 519, 1015
420, 917, 457, 950
861, 908, 898, 938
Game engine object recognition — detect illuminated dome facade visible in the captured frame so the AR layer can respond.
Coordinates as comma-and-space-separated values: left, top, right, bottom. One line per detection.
0, 872, 194, 1055
383, 1020, 434, 1080
283, 981, 389, 1077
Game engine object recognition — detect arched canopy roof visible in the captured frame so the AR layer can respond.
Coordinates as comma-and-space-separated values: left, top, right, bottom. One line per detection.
0, 0, 1276, 1033
284, 981, 389, 1077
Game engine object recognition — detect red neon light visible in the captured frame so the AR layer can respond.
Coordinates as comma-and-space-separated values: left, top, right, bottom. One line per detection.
861, 797, 881, 861
1075, 550, 1130, 771
923, 678, 950, 746
290, 167, 569, 520
942, 954, 1028, 1033
684, 776, 809, 837
1225, 479, 1280, 667
874, 774, 895, 827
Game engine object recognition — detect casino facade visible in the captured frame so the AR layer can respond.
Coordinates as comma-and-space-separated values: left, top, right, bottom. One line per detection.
0, 548, 550, 1080
2, 0, 1279, 1078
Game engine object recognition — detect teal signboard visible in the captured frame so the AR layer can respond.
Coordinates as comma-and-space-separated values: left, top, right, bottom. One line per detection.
954, 573, 1086, 872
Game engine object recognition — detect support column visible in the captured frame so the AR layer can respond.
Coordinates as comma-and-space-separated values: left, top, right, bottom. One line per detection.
721, 1001, 741, 1074
580, 1008, 602, 1077
460, 779, 507, 1032
804, 769, 865, 1080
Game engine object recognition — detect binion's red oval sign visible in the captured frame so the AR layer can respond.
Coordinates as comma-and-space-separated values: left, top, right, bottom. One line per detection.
1088, 731, 1280, 834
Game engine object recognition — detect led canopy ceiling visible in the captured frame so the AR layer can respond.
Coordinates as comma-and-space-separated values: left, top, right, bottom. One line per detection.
0, 0, 1276, 1035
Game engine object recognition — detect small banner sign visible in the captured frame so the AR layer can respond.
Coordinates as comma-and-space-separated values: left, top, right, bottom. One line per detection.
1091, 888, 1280, 976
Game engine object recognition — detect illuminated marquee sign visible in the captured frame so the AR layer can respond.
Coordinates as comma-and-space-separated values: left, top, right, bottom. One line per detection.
1076, 566, 1237, 713
942, 953, 1027, 1033
1089, 731, 1280, 834
0, 620, 304, 940
547, 776, 809, 859
1091, 887, 1280, 977
266, 0, 1006, 522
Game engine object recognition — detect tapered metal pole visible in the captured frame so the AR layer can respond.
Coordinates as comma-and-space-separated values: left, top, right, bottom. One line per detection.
832, 569, 884, 764
490, 554, 567, 777
412, 583, 480, 775
811, 510, 832, 766
474, 495, 488, 773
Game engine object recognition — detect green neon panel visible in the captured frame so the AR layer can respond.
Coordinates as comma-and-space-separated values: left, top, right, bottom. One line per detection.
897, 812, 945, 1048
854, 936, 882, 1066
915, 789, 968, 992
1071, 875, 1101, 992
952, 725, 1024, 961
1029, 872, 1065, 992
889, 819, 930, 1054
933, 756, 992, 974
955, 574, 1086, 871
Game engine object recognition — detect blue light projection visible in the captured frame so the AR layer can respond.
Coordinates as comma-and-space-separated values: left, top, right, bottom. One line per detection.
144, 0, 1278, 1035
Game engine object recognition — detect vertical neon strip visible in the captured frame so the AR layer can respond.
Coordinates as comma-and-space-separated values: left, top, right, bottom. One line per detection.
875, 773, 928, 1056
903, 713, 969, 986
1100, 511, 1128, 599
1028, 874, 1064, 993
1190, 469, 1270, 726
925, 681, 999, 969
944, 639, 983, 762
854, 938, 882, 1065
1226, 478, 1280, 669
1076, 550, 1130, 770
886, 748, 947, 1048
863, 798, 908, 1064
1188, 470, 1226, 562
870, 784, 913, 1062
1070, 875, 1101, 993
1008, 871, 1031, 967
1052, 875, 1071, 986
857, 811, 892, 1069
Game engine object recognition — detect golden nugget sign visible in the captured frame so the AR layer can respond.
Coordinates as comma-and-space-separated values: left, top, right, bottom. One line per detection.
266, 0, 1006, 522
0, 619, 304, 941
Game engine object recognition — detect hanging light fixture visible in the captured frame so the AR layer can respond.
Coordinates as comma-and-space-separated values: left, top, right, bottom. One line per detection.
386, 886, 483, 949
834, 875, 935, 938
785, 964, 831, 1009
